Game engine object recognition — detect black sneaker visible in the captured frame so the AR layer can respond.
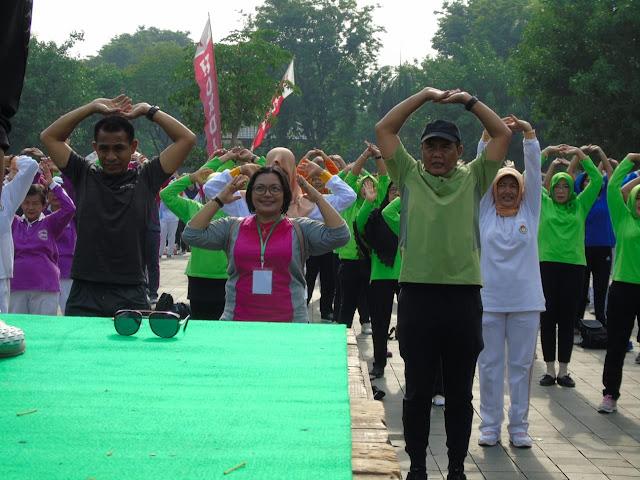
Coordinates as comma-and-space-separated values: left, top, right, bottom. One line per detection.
406, 466, 427, 480
369, 367, 384, 380
556, 375, 576, 388
320, 313, 334, 323
539, 374, 556, 386
447, 471, 466, 480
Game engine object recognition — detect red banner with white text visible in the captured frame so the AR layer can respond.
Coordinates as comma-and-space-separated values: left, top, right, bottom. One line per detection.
194, 18, 222, 156
251, 58, 295, 152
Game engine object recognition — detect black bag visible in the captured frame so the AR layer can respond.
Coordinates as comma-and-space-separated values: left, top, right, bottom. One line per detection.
579, 319, 608, 349
155, 293, 191, 319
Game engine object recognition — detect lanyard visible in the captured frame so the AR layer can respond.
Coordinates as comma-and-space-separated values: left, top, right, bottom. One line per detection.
256, 216, 282, 269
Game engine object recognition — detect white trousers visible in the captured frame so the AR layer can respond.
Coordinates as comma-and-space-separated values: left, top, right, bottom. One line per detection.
160, 220, 179, 256
59, 278, 73, 314
9, 290, 60, 315
0, 278, 10, 313
478, 311, 539, 435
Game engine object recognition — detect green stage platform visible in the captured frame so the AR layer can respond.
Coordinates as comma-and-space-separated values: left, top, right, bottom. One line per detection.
0, 315, 352, 480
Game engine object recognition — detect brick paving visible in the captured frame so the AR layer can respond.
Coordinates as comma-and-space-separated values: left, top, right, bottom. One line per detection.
160, 252, 640, 480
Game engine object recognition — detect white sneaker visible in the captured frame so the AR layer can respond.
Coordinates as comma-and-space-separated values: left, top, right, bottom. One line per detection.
478, 430, 500, 446
509, 432, 532, 448
0, 319, 26, 358
597, 395, 617, 413
361, 322, 372, 334
432, 395, 445, 406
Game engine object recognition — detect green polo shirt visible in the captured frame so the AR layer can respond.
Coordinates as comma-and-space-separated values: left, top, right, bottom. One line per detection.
384, 141, 500, 285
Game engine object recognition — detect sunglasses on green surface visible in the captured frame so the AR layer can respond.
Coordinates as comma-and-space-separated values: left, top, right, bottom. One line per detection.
113, 310, 190, 338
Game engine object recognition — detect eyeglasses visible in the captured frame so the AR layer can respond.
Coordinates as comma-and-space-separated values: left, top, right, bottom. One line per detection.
253, 184, 283, 195
113, 310, 190, 338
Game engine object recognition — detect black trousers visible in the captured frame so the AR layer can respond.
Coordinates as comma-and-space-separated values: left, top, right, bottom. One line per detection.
370, 279, 398, 370
188, 276, 226, 320
398, 283, 483, 473
336, 259, 371, 328
0, 0, 33, 151
602, 282, 640, 399
145, 229, 160, 298
65, 280, 150, 317
540, 262, 585, 363
305, 252, 336, 317
577, 246, 612, 326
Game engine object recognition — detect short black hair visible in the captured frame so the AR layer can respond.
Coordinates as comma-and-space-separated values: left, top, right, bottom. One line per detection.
246, 166, 292, 215
94, 115, 135, 144
25, 184, 47, 205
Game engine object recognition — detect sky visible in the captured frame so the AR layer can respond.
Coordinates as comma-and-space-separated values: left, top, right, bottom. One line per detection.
30, 0, 440, 68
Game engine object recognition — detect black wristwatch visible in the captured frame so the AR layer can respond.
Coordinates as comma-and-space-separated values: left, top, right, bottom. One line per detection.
146, 105, 160, 121
213, 196, 224, 208
464, 96, 478, 111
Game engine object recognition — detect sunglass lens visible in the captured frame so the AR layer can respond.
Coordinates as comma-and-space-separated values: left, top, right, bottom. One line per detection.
115, 312, 141, 336
149, 313, 180, 338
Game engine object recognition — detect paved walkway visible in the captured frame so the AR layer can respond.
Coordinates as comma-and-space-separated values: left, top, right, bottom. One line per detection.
159, 253, 640, 480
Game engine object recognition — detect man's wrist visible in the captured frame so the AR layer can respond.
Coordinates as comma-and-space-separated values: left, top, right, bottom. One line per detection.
146, 105, 160, 121
524, 130, 536, 140
464, 95, 478, 111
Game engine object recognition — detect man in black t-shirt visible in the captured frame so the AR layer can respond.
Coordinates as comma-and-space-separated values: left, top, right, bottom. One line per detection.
41, 95, 196, 316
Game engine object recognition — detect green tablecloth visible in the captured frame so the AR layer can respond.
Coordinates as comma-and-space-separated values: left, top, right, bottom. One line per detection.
0, 315, 352, 480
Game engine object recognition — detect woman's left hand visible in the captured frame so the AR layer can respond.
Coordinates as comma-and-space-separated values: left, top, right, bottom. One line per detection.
297, 174, 322, 203
40, 158, 54, 187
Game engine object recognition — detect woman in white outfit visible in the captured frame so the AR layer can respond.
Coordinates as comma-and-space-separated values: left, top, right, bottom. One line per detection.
159, 177, 180, 257
476, 116, 546, 448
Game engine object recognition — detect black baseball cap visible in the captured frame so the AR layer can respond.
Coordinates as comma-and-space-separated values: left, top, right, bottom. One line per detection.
420, 119, 461, 144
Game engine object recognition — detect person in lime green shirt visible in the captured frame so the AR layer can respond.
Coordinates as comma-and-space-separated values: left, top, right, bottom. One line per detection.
598, 153, 640, 413
159, 151, 249, 319
355, 181, 401, 380
537, 145, 603, 388
375, 86, 511, 480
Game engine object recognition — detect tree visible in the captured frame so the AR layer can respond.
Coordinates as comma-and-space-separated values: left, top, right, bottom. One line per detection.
432, 0, 534, 61
170, 29, 294, 167
247, 0, 384, 157
513, 0, 640, 158
11, 34, 96, 155
88, 26, 192, 69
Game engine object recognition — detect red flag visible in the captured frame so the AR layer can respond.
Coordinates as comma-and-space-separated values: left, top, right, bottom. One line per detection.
251, 58, 295, 152
194, 18, 222, 156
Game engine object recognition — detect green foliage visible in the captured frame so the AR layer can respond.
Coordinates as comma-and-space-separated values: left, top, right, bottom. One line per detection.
247, 0, 384, 160
87, 26, 192, 69
170, 29, 294, 166
513, 0, 640, 158
432, 0, 534, 60
10, 34, 96, 155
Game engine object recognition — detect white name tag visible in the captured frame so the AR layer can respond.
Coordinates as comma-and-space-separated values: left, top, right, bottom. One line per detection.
252, 270, 273, 295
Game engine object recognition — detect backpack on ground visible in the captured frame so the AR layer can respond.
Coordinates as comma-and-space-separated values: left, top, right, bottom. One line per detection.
579, 319, 608, 349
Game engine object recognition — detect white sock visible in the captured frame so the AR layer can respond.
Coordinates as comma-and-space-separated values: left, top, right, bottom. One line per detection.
546, 362, 556, 377
558, 362, 568, 377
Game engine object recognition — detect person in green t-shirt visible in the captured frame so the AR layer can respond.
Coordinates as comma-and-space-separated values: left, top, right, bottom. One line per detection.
374, 87, 511, 480
598, 153, 640, 414
537, 145, 603, 389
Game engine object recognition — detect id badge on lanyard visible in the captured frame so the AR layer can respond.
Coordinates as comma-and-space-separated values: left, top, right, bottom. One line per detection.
252, 217, 282, 295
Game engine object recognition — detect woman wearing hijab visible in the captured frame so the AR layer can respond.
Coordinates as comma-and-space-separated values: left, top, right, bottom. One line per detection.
476, 116, 545, 448
183, 166, 350, 323
597, 153, 640, 413
538, 144, 603, 388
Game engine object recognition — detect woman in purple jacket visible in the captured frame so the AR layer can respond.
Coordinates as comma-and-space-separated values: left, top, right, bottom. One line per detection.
10, 161, 75, 315
47, 175, 77, 312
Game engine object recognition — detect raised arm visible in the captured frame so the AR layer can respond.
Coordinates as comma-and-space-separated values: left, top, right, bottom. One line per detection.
374, 87, 457, 159
608, 154, 640, 226
120, 102, 196, 174
561, 146, 603, 207
188, 175, 248, 229
297, 175, 345, 228
621, 173, 640, 203
505, 115, 541, 211
40, 95, 132, 169
438, 91, 511, 162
